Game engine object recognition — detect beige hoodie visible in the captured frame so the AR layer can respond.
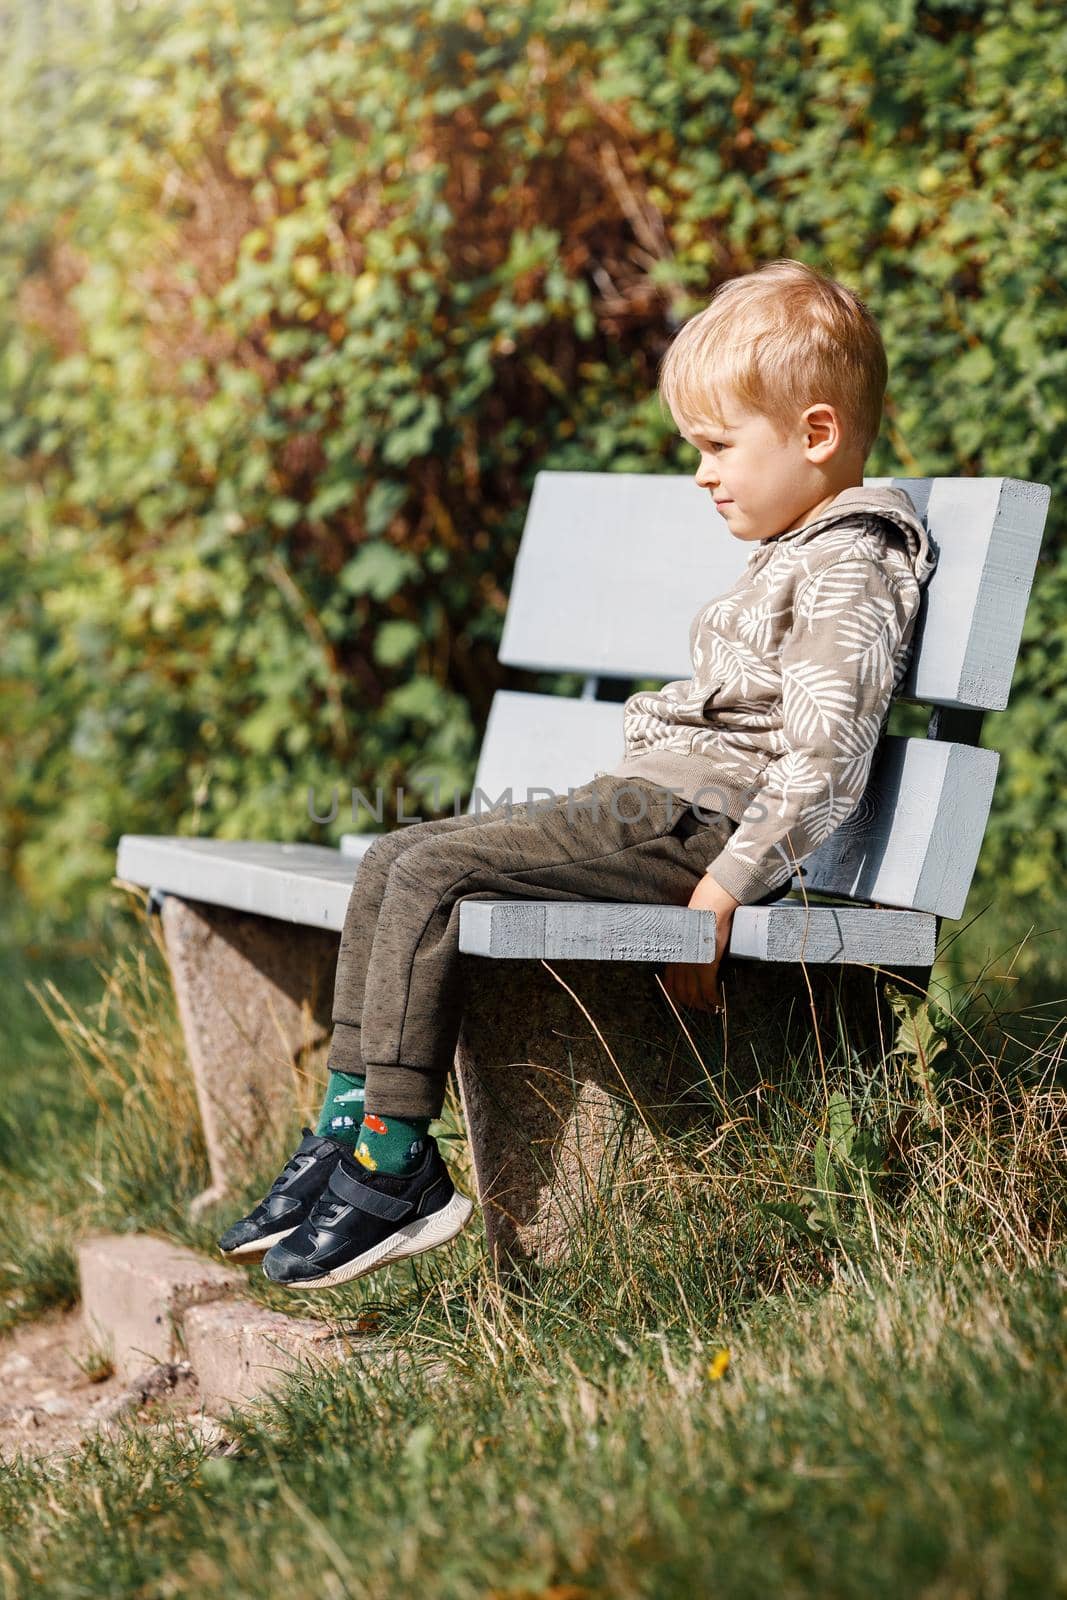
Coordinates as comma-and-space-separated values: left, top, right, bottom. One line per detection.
607, 485, 938, 905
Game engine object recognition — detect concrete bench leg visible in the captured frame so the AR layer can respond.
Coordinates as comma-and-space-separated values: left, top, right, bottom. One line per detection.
453, 953, 931, 1275
158, 896, 339, 1217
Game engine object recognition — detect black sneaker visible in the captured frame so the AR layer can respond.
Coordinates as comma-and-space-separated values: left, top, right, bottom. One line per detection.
216, 1128, 348, 1261
261, 1138, 474, 1290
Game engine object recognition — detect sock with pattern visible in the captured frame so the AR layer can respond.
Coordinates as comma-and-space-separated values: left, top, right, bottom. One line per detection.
314, 1070, 367, 1150
353, 1110, 433, 1176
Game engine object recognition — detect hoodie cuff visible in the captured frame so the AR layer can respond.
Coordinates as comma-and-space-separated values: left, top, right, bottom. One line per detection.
703, 853, 792, 906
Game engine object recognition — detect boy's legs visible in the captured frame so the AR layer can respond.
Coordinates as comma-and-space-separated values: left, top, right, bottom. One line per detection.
220, 768, 739, 1280
217, 805, 522, 1259
231, 775, 739, 1284
327, 803, 520, 1082
357, 775, 738, 1120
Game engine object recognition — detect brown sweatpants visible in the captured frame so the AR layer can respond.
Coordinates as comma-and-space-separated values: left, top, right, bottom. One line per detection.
325, 774, 748, 1120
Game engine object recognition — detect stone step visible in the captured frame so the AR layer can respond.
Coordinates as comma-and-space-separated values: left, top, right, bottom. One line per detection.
76, 1233, 402, 1409
77, 1234, 243, 1384
184, 1299, 393, 1411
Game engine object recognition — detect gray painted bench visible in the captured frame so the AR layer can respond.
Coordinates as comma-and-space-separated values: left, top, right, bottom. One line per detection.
116, 473, 1050, 1269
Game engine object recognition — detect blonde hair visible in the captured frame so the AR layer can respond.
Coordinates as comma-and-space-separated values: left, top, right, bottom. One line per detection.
659, 259, 888, 460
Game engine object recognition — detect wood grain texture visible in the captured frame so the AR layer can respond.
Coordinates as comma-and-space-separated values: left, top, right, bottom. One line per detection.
457, 898, 937, 966
458, 900, 718, 962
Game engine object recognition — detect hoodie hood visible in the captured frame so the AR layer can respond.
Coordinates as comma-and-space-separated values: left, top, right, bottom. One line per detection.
756, 485, 938, 590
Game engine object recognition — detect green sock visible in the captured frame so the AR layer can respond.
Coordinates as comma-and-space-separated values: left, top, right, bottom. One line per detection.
353, 1110, 433, 1176
314, 1070, 367, 1149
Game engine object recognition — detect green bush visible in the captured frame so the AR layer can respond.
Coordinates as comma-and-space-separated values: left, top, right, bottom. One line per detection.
1, 0, 1063, 985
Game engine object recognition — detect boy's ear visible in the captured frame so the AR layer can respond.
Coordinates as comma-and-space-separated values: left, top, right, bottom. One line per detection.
802, 402, 842, 460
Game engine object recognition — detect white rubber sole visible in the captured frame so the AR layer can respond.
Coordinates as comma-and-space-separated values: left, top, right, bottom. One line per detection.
221, 1223, 299, 1260
268, 1189, 475, 1290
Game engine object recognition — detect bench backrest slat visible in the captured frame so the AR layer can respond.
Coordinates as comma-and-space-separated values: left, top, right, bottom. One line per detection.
498, 472, 1050, 711
467, 690, 627, 816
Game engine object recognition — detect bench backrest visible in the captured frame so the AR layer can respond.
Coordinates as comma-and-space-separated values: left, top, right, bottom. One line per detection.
468, 473, 1051, 919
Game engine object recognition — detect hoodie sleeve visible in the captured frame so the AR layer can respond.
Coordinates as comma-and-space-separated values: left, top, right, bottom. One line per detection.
703, 555, 921, 906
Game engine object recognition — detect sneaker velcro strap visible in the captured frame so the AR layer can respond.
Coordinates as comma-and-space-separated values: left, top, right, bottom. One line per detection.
327, 1162, 415, 1221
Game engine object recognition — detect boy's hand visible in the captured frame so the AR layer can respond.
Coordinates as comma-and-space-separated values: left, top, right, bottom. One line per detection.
662, 876, 741, 1013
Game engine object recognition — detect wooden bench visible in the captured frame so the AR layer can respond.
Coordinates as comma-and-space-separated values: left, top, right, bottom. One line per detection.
116, 472, 1050, 1270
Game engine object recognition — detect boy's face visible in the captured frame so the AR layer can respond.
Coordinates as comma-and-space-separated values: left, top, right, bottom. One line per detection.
677, 391, 856, 543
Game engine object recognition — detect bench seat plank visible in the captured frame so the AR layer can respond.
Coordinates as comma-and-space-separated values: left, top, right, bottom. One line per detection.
457, 899, 937, 966
116, 836, 356, 929
116, 835, 937, 965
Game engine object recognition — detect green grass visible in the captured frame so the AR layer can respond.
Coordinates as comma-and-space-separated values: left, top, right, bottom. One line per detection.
0, 1258, 1064, 1598
0, 879, 1064, 1598
0, 892, 115, 1178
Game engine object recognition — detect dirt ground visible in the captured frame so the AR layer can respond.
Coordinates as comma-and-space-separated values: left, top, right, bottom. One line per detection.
0, 1305, 235, 1466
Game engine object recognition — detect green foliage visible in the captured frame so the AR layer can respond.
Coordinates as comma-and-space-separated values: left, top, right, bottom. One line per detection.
758, 982, 1003, 1260
0, 0, 1064, 988
882, 978, 968, 1113
761, 1090, 889, 1250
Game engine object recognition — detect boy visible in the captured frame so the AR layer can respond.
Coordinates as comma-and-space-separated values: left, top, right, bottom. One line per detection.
217, 258, 936, 1289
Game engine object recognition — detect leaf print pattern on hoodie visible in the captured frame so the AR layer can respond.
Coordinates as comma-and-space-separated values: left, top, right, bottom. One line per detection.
607, 486, 938, 906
